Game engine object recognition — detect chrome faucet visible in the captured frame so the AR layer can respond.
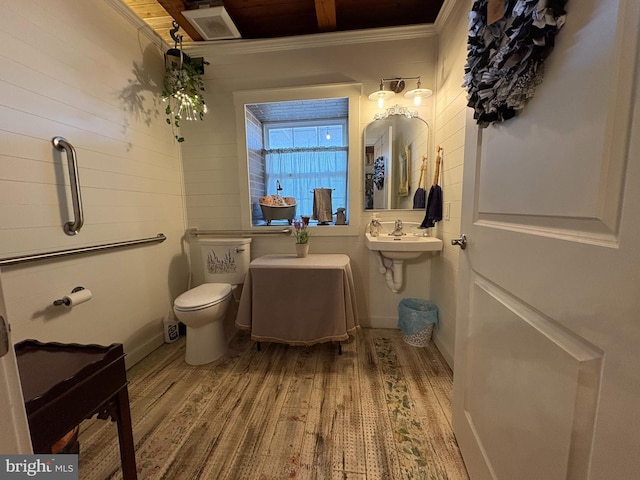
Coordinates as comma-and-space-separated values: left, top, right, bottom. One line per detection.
390, 219, 405, 236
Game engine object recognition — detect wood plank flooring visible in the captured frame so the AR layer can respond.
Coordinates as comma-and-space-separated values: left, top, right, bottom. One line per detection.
78, 329, 469, 479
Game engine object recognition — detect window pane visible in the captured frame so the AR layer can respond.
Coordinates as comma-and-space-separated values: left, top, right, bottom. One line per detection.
268, 128, 293, 148
320, 125, 343, 147
293, 127, 318, 147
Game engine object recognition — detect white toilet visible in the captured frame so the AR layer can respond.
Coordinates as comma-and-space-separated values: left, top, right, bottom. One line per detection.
173, 238, 252, 365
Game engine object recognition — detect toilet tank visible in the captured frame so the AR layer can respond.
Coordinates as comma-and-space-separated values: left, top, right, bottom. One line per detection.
199, 238, 252, 285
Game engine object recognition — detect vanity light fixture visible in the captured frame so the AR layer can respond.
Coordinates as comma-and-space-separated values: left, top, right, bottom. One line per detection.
369, 77, 431, 108
404, 78, 433, 106
368, 79, 398, 109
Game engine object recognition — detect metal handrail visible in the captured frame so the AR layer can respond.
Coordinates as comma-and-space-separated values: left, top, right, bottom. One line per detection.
189, 228, 291, 237
0, 234, 166, 267
53, 137, 84, 236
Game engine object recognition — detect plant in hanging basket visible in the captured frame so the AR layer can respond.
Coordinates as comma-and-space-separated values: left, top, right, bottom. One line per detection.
162, 50, 209, 142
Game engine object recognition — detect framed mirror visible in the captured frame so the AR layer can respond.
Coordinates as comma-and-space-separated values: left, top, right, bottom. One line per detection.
364, 105, 430, 210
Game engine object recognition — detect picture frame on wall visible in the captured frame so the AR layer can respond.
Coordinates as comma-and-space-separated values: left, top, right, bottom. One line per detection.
365, 146, 374, 166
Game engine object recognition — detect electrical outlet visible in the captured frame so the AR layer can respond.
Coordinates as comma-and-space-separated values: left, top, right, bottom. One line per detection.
444, 202, 451, 221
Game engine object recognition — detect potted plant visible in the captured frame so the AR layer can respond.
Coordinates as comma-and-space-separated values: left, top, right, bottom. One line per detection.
162, 49, 208, 142
293, 220, 311, 257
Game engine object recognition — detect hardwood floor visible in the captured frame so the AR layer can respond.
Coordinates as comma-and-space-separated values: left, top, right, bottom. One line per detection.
78, 329, 468, 479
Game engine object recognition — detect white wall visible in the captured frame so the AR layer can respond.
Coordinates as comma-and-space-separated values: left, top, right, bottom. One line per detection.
182, 29, 441, 330
0, 0, 188, 366
430, 0, 471, 367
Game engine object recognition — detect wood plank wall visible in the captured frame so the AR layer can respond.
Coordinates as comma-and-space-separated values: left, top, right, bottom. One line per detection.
430, 0, 471, 367
0, 0, 188, 366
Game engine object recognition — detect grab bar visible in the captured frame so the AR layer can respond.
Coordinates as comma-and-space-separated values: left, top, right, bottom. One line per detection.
53, 136, 84, 236
0, 234, 166, 267
189, 228, 291, 237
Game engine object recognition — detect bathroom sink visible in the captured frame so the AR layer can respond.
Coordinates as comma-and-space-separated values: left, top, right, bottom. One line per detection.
365, 232, 443, 259
365, 221, 443, 292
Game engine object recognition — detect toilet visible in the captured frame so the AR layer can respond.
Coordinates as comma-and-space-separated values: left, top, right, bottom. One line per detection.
173, 238, 251, 365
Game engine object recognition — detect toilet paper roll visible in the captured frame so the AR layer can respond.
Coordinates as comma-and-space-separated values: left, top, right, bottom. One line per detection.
62, 288, 93, 307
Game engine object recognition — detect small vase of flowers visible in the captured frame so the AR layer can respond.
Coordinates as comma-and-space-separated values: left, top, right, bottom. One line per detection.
293, 220, 310, 257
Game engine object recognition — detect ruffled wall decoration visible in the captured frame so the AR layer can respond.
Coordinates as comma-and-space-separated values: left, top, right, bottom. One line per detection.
463, 0, 568, 127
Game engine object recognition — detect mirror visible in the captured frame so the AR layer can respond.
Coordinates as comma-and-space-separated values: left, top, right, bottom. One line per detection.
364, 106, 430, 210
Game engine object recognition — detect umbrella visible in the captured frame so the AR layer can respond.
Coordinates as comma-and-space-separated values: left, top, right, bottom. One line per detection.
413, 155, 427, 209
420, 147, 443, 228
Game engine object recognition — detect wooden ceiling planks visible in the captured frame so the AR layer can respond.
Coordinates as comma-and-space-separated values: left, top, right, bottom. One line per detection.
157, 0, 202, 41
315, 0, 337, 32
122, 0, 445, 42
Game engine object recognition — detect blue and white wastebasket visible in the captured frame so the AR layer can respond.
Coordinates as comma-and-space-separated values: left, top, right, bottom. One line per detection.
397, 298, 439, 347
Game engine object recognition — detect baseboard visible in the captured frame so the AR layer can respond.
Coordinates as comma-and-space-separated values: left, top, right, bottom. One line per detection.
362, 316, 399, 329
125, 332, 165, 369
431, 332, 454, 369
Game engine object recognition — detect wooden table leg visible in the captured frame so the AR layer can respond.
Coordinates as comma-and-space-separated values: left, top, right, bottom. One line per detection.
257, 341, 261, 351
114, 387, 137, 480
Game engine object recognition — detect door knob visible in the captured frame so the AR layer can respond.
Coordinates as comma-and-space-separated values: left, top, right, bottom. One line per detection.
451, 234, 467, 250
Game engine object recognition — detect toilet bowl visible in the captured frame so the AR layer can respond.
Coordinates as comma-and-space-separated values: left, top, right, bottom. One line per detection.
173, 237, 251, 365
173, 283, 232, 365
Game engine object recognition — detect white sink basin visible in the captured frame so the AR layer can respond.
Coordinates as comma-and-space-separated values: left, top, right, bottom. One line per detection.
364, 221, 442, 292
365, 232, 443, 259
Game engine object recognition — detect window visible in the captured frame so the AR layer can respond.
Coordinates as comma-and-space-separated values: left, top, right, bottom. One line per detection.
234, 83, 361, 234
245, 98, 349, 226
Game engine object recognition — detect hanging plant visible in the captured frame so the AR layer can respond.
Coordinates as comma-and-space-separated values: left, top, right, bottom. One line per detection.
162, 48, 209, 142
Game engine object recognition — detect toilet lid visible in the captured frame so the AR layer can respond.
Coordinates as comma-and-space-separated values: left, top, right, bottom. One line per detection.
174, 283, 232, 311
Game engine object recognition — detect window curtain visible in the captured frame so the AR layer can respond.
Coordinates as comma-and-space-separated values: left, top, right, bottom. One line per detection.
265, 147, 348, 219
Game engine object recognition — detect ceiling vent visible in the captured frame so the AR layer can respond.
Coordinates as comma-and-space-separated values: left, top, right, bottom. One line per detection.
182, 6, 241, 40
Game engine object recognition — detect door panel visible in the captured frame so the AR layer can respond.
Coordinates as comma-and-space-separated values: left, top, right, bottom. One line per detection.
453, 1, 640, 478
464, 275, 602, 480
472, 0, 634, 245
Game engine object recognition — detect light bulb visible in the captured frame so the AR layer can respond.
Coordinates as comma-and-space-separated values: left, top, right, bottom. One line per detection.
413, 94, 422, 106
368, 83, 395, 108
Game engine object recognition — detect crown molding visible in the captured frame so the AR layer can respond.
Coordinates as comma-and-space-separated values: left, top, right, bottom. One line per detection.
106, 0, 458, 58
185, 23, 437, 57
105, 0, 169, 50
434, 0, 464, 32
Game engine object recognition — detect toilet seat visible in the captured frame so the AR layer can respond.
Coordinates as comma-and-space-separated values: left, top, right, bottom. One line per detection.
174, 283, 232, 312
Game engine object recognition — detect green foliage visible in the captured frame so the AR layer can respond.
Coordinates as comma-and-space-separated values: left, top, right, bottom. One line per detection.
293, 220, 310, 244
162, 57, 208, 142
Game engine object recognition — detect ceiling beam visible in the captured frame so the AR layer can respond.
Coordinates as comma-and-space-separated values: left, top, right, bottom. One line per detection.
314, 0, 337, 32
157, 0, 204, 41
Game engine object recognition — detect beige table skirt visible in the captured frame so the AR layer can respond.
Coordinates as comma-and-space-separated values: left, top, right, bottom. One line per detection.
236, 254, 359, 345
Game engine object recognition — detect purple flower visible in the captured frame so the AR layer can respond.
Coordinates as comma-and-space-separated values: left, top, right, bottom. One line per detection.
292, 219, 310, 244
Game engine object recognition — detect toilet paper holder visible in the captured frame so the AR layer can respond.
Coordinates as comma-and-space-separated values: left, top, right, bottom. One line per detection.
53, 286, 86, 306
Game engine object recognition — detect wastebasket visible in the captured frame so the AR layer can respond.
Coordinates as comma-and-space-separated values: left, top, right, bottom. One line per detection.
397, 298, 439, 347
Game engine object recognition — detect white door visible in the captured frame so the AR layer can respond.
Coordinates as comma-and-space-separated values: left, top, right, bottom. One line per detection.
0, 277, 32, 453
453, 2, 640, 479
372, 125, 392, 209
